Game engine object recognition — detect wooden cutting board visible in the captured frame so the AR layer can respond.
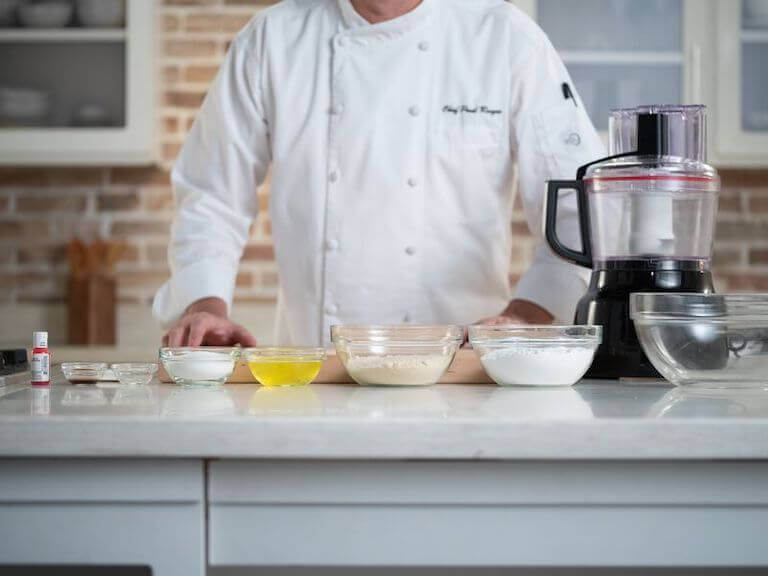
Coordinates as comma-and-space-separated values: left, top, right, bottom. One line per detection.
158, 348, 492, 384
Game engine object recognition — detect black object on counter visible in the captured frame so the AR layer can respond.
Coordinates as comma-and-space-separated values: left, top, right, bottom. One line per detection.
544, 105, 719, 379
1, 349, 29, 376
573, 260, 716, 379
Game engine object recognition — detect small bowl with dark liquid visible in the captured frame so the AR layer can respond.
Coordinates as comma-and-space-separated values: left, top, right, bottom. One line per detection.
61, 362, 108, 384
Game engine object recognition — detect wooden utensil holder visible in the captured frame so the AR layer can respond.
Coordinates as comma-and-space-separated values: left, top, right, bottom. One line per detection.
67, 274, 117, 346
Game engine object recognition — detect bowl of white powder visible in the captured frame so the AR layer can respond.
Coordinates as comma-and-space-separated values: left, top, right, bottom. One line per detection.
468, 325, 602, 387
331, 325, 464, 386
159, 347, 241, 387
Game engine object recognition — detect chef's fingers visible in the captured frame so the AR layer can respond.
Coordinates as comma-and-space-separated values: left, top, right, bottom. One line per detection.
231, 324, 258, 347
187, 316, 214, 348
479, 315, 525, 326
167, 323, 190, 348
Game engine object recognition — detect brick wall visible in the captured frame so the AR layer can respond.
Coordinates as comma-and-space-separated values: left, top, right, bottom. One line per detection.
1, 0, 767, 315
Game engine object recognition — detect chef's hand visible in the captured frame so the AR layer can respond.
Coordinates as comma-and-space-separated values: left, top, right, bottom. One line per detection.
163, 297, 258, 347
477, 299, 554, 326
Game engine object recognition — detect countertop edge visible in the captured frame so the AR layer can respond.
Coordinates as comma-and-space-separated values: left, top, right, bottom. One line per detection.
2, 419, 767, 460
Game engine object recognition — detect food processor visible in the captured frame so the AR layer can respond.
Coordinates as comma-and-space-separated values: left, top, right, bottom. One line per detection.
545, 105, 720, 379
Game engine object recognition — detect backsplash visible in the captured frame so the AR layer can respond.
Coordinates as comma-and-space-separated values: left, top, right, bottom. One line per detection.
1, 0, 767, 314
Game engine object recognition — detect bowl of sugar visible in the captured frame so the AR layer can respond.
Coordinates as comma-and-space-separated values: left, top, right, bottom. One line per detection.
159, 347, 240, 387
468, 325, 602, 387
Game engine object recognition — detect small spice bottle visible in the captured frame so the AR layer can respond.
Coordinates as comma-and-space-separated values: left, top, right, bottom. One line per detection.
31, 331, 50, 387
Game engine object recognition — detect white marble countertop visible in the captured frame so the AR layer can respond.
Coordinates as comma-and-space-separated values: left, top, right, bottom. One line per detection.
1, 369, 768, 459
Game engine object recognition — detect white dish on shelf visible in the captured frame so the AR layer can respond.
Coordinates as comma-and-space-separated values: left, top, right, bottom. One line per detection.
0, 86, 50, 123
18, 0, 73, 28
75, 0, 124, 28
72, 103, 112, 127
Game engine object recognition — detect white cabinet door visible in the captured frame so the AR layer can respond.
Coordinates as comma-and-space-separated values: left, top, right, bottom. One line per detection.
715, 0, 768, 166
0, 0, 156, 165
0, 459, 205, 576
510, 0, 699, 134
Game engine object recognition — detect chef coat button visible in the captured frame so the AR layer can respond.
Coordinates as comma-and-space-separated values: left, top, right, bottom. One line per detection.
329, 171, 339, 183
331, 104, 344, 116
409, 105, 421, 117
325, 303, 338, 316
337, 37, 347, 48
403, 314, 412, 324
405, 246, 417, 256
418, 41, 430, 52
325, 239, 339, 252
407, 177, 419, 188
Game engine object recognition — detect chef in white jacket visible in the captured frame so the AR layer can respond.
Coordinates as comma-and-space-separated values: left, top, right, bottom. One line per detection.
154, 0, 604, 347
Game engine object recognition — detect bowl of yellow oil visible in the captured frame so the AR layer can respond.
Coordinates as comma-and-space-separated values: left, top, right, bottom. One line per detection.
245, 347, 327, 387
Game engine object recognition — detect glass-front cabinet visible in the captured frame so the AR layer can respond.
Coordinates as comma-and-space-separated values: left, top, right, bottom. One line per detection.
0, 0, 155, 165
512, 0, 698, 134
512, 0, 768, 166
715, 0, 768, 166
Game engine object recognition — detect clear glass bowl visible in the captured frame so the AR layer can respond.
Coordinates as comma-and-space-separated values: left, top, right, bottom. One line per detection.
468, 325, 602, 387
331, 325, 463, 386
631, 293, 768, 388
244, 347, 327, 387
111, 363, 158, 386
159, 348, 240, 387
61, 362, 108, 384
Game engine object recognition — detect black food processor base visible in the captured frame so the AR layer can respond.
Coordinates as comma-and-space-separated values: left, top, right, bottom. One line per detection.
574, 260, 715, 379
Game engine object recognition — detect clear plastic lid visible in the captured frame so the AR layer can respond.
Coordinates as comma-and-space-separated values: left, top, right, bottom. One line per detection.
609, 105, 707, 161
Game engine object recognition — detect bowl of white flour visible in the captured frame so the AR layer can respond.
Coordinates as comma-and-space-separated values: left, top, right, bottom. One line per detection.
331, 325, 463, 386
468, 325, 602, 387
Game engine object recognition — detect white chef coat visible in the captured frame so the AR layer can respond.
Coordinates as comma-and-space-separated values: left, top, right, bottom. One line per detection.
153, 0, 605, 346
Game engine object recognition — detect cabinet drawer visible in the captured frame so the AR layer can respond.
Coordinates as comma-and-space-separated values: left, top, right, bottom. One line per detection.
208, 460, 768, 567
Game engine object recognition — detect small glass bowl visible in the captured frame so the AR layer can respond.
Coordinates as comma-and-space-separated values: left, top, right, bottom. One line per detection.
331, 325, 463, 386
61, 362, 108, 384
159, 347, 240, 387
244, 347, 327, 387
631, 292, 768, 388
111, 363, 158, 386
468, 325, 602, 387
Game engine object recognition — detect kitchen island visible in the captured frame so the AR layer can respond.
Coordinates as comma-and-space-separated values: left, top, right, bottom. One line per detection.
1, 370, 768, 575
